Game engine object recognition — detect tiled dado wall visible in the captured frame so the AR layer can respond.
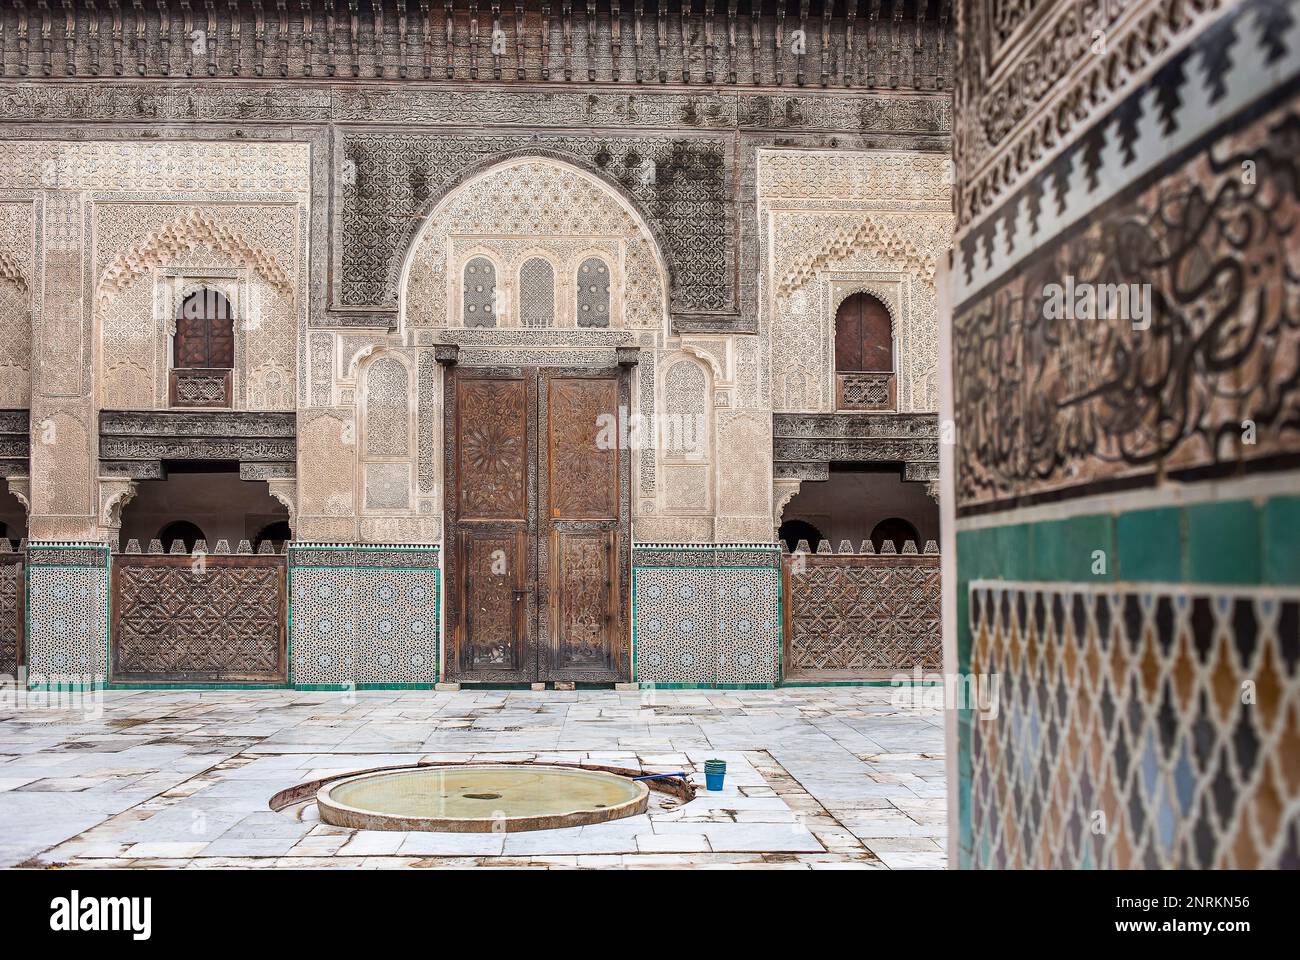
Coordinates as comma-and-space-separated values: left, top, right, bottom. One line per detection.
288, 544, 440, 688
20, 540, 782, 689
951, 0, 1300, 869
24, 542, 111, 687
632, 544, 782, 686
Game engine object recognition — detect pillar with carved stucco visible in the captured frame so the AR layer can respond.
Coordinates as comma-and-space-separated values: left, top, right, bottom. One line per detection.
28, 191, 102, 543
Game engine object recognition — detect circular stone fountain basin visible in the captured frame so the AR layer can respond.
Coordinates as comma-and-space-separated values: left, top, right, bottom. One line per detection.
316, 764, 650, 833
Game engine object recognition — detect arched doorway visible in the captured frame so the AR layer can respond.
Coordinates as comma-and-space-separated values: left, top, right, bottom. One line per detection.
0, 483, 25, 678
780, 467, 941, 678
835, 292, 895, 410
0, 482, 27, 551
156, 520, 207, 553
402, 158, 668, 684
253, 520, 292, 553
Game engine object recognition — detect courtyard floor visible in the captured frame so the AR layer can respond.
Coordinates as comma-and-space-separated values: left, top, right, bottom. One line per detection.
0, 687, 946, 869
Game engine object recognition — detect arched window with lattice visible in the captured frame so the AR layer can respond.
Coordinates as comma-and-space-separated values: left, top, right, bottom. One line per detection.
834, 292, 895, 411
171, 288, 235, 407
462, 257, 497, 327
576, 256, 611, 328
518, 257, 555, 328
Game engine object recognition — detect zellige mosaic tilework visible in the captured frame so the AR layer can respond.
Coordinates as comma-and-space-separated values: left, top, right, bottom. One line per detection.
289, 544, 439, 688
632, 544, 781, 686
968, 580, 1300, 869
24, 542, 111, 687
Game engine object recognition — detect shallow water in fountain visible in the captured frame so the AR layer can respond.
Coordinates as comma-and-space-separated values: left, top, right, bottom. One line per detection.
325, 765, 646, 821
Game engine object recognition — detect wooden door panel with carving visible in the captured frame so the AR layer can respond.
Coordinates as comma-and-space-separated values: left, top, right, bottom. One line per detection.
446, 367, 629, 683
445, 369, 537, 683
547, 376, 620, 520
461, 529, 528, 673
547, 530, 617, 674
456, 376, 529, 521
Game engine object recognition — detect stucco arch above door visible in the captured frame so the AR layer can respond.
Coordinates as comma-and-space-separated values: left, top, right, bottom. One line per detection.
397, 156, 672, 337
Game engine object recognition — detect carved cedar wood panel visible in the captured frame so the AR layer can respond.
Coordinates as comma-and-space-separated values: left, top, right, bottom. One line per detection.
540, 373, 624, 680
457, 378, 528, 520
786, 554, 941, 673
463, 530, 528, 674
111, 555, 286, 682
450, 374, 535, 681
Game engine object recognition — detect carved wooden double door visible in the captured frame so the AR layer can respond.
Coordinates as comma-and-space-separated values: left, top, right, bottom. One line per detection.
444, 366, 630, 683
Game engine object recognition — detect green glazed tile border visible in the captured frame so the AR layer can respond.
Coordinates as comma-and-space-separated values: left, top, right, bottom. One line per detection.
777, 679, 944, 688
1185, 499, 1261, 584
957, 495, 1299, 592
1116, 507, 1183, 582
1264, 497, 1300, 584
107, 682, 290, 690
292, 683, 439, 691
636, 682, 779, 690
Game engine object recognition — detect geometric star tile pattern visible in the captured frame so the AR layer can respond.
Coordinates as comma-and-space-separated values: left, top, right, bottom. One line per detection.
289, 544, 439, 687
23, 543, 111, 685
633, 545, 781, 685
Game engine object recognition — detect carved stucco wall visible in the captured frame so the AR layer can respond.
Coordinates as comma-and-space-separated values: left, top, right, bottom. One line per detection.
0, 199, 34, 408
0, 130, 949, 547
297, 337, 442, 544
0, 139, 310, 540
759, 149, 954, 414
95, 205, 302, 411
295, 155, 774, 545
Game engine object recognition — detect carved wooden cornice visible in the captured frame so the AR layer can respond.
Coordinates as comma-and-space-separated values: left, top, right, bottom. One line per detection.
772, 411, 939, 479
97, 409, 297, 476
0, 0, 954, 90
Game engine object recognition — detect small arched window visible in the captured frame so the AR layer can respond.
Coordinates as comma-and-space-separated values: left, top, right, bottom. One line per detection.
835, 292, 895, 410
463, 257, 497, 327
576, 256, 611, 327
519, 257, 555, 327
835, 292, 893, 372
171, 288, 234, 407
175, 289, 234, 369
